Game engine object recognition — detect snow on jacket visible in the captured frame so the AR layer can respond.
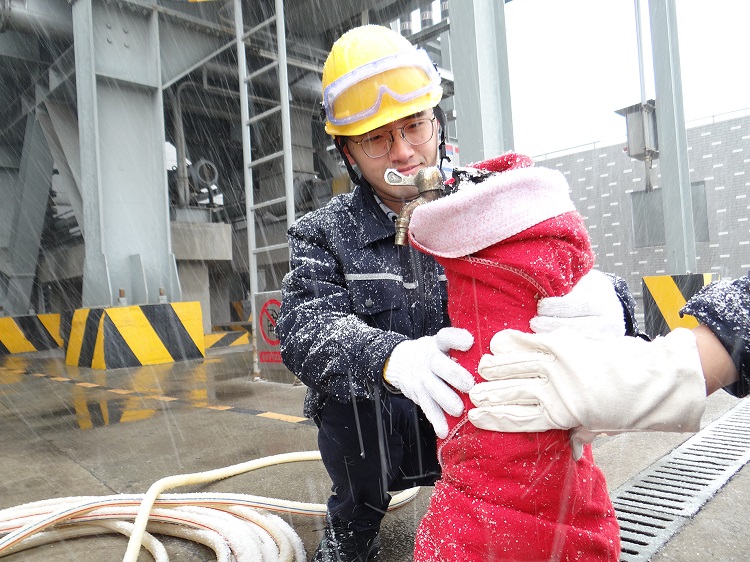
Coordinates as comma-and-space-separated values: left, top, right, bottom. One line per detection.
278, 179, 450, 418
681, 272, 750, 397
409, 159, 620, 562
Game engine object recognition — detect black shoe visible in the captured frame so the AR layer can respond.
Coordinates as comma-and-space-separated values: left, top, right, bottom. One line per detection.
310, 517, 381, 562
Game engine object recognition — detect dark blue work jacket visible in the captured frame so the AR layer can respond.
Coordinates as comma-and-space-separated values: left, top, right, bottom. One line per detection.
278, 180, 450, 418
681, 272, 750, 397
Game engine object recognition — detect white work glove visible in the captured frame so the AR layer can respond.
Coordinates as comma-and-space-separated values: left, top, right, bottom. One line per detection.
469, 328, 707, 459
529, 269, 626, 338
385, 327, 475, 439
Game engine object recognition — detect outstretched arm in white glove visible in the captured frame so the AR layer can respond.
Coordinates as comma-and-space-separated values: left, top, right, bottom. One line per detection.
468, 328, 707, 459
530, 269, 626, 338
385, 327, 475, 439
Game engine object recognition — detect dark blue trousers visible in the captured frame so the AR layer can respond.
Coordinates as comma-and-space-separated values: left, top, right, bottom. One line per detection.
314, 392, 440, 532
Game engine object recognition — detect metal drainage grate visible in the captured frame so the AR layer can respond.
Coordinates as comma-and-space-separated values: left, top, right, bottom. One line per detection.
612, 399, 750, 562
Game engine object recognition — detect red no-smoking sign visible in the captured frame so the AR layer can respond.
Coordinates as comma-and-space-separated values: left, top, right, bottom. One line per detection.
259, 298, 281, 346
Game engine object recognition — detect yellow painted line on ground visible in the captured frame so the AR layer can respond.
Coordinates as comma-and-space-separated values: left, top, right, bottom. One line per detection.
109, 388, 134, 395
257, 412, 307, 423
148, 395, 178, 402
51, 376, 69, 382
76, 382, 100, 388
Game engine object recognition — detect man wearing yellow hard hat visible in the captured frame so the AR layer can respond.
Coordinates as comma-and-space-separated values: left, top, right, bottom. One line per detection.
277, 24, 638, 562
320, 24, 449, 212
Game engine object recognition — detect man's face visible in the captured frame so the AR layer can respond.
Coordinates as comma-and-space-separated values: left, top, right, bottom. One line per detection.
343, 110, 439, 212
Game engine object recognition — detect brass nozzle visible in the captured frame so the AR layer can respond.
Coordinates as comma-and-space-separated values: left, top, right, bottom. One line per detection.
394, 167, 443, 246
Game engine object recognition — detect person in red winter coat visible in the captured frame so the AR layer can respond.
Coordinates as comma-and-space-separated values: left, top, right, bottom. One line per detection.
407, 152, 620, 562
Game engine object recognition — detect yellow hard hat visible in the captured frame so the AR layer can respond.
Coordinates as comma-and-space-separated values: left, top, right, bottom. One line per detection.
321, 25, 443, 137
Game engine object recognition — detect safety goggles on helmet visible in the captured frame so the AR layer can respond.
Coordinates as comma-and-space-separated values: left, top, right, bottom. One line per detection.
322, 48, 441, 128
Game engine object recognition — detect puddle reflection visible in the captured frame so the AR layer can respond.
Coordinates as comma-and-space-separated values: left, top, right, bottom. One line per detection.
0, 351, 254, 431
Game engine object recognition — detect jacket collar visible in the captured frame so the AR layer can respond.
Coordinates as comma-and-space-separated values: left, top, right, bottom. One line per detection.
351, 180, 398, 248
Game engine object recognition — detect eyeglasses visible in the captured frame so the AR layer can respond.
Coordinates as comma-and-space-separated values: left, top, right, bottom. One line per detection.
323, 49, 442, 127
347, 116, 436, 159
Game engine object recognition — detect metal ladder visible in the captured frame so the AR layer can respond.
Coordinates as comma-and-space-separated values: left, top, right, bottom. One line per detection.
232, 0, 294, 361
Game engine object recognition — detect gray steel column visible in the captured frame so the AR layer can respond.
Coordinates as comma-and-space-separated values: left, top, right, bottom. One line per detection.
649, 0, 696, 273
37, 103, 84, 230
3, 115, 53, 315
72, 0, 180, 306
447, 0, 514, 163
0, 147, 20, 311
276, 0, 295, 233
72, 0, 111, 306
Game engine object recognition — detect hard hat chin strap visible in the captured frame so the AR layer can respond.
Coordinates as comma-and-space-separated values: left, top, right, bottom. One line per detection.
333, 137, 362, 187
433, 105, 449, 173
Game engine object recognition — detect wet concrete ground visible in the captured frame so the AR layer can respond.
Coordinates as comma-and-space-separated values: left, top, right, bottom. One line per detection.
0, 347, 747, 561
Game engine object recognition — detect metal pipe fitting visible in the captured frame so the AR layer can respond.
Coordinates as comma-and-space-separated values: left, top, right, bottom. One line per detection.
391, 166, 444, 246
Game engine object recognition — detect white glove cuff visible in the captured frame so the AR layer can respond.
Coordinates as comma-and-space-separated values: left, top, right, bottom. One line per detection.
384, 340, 413, 388
643, 328, 707, 432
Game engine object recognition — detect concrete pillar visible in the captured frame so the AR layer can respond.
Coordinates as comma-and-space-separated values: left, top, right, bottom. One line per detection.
177, 261, 210, 334
209, 264, 233, 327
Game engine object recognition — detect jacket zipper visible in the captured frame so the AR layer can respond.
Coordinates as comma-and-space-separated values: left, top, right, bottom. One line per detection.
437, 258, 551, 464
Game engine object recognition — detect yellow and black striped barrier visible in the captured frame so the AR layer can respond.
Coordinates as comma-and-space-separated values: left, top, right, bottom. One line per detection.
204, 331, 251, 350
0, 314, 63, 355
211, 322, 253, 334
209, 300, 253, 334
230, 300, 252, 323
642, 273, 716, 338
65, 302, 205, 369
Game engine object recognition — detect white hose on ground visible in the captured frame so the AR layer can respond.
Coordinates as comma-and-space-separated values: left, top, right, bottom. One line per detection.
93, 521, 170, 562
225, 505, 303, 562
121, 451, 324, 562
145, 522, 233, 562
0, 523, 169, 560
0, 450, 420, 561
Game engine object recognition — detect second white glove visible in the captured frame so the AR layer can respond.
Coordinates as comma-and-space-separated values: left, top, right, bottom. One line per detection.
385, 327, 475, 439
468, 328, 707, 459
529, 269, 626, 338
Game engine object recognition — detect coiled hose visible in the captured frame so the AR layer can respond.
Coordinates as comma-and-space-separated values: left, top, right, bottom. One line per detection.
0, 451, 419, 561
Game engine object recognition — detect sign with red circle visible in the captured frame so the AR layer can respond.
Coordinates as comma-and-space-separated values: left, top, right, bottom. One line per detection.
259, 298, 281, 346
